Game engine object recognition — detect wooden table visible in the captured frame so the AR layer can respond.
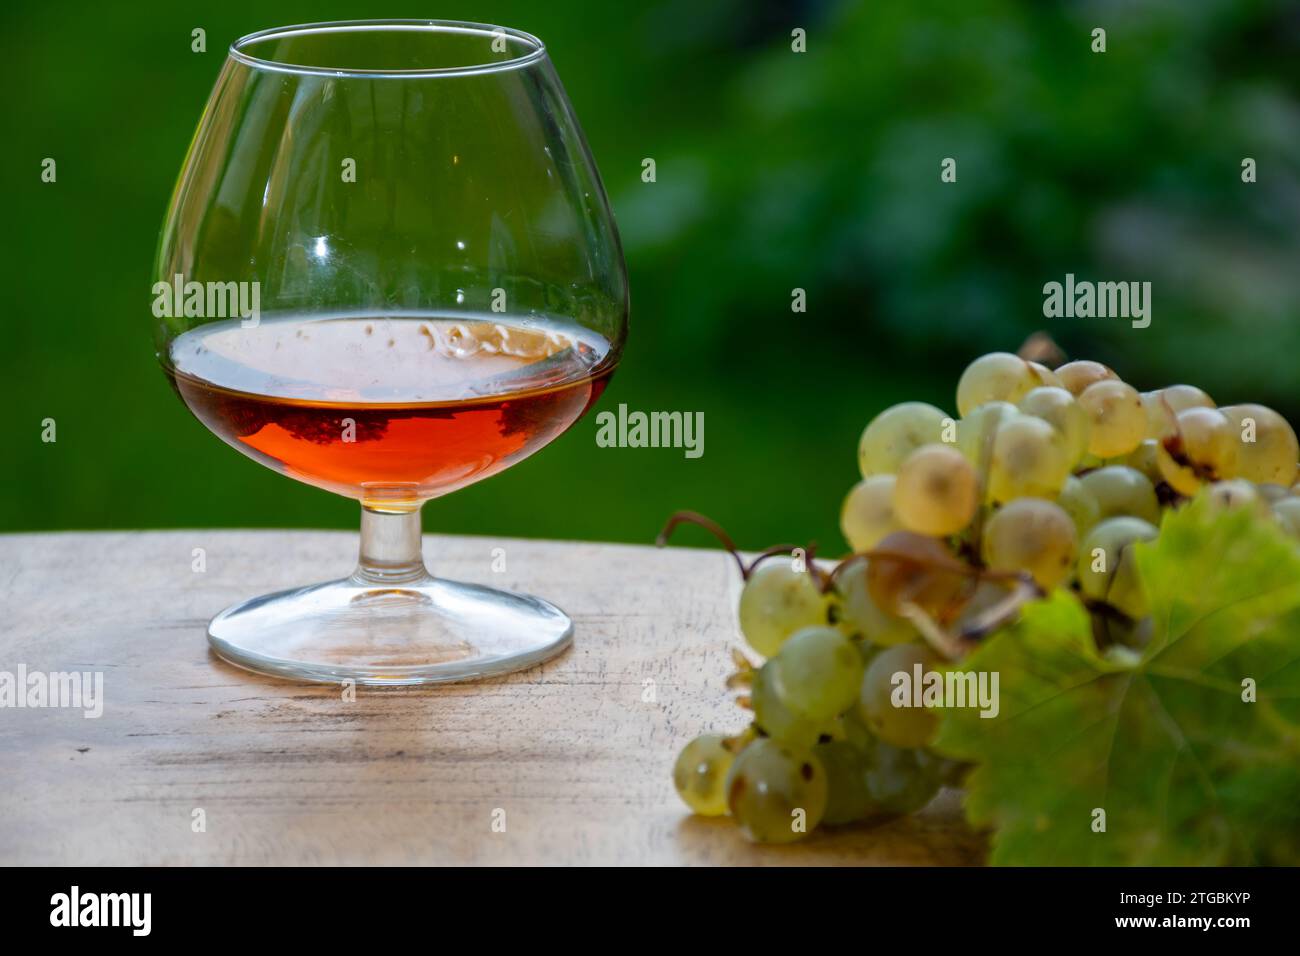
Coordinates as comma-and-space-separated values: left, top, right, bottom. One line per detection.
0, 531, 983, 865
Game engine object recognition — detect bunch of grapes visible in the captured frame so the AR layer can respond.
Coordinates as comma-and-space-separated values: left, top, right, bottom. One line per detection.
669, 347, 1300, 844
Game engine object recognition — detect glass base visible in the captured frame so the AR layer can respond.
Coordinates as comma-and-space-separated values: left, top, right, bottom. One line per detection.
208, 573, 573, 685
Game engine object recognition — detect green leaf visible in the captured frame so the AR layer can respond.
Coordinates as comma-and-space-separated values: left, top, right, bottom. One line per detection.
936, 496, 1300, 865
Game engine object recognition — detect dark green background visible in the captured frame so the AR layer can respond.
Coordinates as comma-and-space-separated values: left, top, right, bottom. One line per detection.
4, 0, 1298, 553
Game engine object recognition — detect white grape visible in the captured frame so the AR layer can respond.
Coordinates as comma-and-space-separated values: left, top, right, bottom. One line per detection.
1156, 407, 1240, 495
893, 444, 979, 537
738, 562, 829, 657
751, 661, 827, 748
1078, 379, 1146, 458
1079, 465, 1160, 524
841, 475, 904, 551
673, 734, 735, 816
987, 415, 1071, 503
858, 402, 951, 477
1018, 386, 1091, 466
1206, 479, 1264, 515
772, 626, 865, 721
859, 643, 942, 748
982, 498, 1078, 590
862, 739, 944, 815
1118, 438, 1164, 485
1078, 517, 1158, 619
1056, 475, 1102, 537
956, 353, 1038, 416
1055, 360, 1116, 396
1219, 404, 1299, 486
725, 739, 827, 844
1142, 385, 1214, 439
955, 401, 1020, 466
813, 740, 876, 826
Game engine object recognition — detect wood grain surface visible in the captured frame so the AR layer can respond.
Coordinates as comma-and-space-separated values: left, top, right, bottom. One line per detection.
0, 531, 984, 865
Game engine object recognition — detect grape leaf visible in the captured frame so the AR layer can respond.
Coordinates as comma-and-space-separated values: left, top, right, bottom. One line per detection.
935, 497, 1300, 865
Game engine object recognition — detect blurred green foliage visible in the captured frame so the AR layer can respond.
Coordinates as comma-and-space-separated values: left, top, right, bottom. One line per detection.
3, 0, 1298, 555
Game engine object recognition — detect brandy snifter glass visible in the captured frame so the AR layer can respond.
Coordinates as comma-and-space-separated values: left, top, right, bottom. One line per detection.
154, 20, 627, 684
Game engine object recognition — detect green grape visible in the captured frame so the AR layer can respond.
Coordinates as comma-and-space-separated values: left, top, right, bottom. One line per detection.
1018, 386, 1091, 466
772, 626, 864, 721
982, 498, 1078, 590
956, 352, 1038, 417
1118, 438, 1164, 485
812, 740, 874, 826
1206, 479, 1264, 514
955, 401, 1020, 465
1156, 407, 1240, 496
987, 414, 1071, 503
738, 562, 829, 658
1055, 359, 1116, 396
858, 402, 951, 477
673, 734, 736, 816
1079, 465, 1161, 524
859, 643, 942, 748
837, 701, 876, 750
840, 709, 944, 813
834, 557, 918, 647
1027, 361, 1063, 389
841, 475, 903, 552
1272, 497, 1300, 539
1142, 385, 1214, 439
751, 661, 826, 748
861, 737, 943, 815
1057, 475, 1102, 537
1219, 404, 1300, 486
893, 444, 979, 537
1078, 380, 1146, 458
1078, 517, 1159, 618
724, 738, 828, 843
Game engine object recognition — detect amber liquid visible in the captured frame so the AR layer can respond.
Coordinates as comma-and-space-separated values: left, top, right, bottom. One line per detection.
165, 314, 614, 509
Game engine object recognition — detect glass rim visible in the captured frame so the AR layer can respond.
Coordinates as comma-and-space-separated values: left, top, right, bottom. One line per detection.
229, 18, 548, 78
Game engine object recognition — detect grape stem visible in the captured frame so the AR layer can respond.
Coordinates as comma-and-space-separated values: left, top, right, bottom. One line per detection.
658, 510, 1042, 662
656, 510, 809, 582
1017, 331, 1065, 366
956, 577, 1041, 641
904, 578, 1039, 659
897, 601, 966, 659
859, 543, 1041, 659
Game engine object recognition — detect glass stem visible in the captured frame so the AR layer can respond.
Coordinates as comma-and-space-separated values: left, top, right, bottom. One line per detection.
353, 505, 430, 586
